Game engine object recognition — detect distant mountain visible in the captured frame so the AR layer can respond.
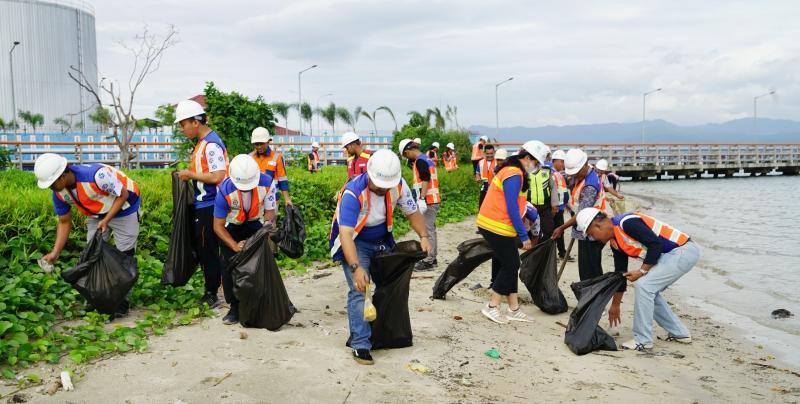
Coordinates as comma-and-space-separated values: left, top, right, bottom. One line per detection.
469, 118, 800, 143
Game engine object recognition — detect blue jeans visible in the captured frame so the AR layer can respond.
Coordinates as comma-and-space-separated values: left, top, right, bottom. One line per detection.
633, 242, 700, 345
342, 238, 389, 350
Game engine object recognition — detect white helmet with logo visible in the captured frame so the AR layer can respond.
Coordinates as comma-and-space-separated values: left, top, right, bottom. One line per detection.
522, 140, 551, 165
34, 153, 68, 189
174, 100, 205, 123
576, 207, 602, 235
564, 148, 588, 176
398, 139, 415, 154
251, 127, 271, 143
229, 154, 261, 191
367, 149, 402, 188
340, 131, 360, 148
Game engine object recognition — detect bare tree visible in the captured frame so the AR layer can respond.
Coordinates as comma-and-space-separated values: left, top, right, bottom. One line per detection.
68, 25, 178, 168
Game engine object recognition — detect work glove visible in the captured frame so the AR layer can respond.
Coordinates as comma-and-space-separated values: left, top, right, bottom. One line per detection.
417, 199, 428, 214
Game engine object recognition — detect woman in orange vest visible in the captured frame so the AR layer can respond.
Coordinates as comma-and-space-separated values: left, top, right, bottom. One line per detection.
442, 143, 459, 172
475, 143, 542, 324
576, 208, 699, 351
471, 135, 488, 172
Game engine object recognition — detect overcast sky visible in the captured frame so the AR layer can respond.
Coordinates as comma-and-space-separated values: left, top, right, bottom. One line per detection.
93, 0, 798, 133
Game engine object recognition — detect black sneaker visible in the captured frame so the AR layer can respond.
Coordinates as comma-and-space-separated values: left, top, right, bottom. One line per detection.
222, 304, 239, 325
352, 349, 374, 365
200, 291, 220, 309
113, 301, 130, 318
414, 260, 435, 272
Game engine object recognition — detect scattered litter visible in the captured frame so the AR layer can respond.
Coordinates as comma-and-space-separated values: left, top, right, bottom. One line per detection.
37, 258, 53, 274
406, 361, 431, 375
7, 393, 27, 403
484, 348, 500, 359
239, 331, 248, 340
453, 315, 463, 320
59, 371, 73, 391
417, 307, 433, 312
459, 361, 469, 367
46, 379, 61, 395
771, 309, 793, 319
458, 377, 473, 386
363, 284, 377, 322
469, 283, 483, 291
312, 272, 332, 280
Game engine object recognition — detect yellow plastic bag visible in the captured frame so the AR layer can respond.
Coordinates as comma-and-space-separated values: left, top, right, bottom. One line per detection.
363, 283, 377, 322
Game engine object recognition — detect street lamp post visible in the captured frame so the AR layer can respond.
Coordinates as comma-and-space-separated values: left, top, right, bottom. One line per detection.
495, 77, 513, 139
297, 64, 318, 135
316, 93, 332, 136
641, 88, 662, 144
9, 41, 21, 125
753, 90, 776, 135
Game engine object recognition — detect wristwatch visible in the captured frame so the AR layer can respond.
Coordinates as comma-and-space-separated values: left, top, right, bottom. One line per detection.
638, 268, 649, 276
348, 263, 359, 273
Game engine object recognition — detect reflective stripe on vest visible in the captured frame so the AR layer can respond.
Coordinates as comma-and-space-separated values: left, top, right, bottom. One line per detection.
611, 213, 690, 258
224, 185, 269, 225
413, 156, 441, 204
328, 183, 402, 257
56, 165, 139, 217
443, 152, 458, 171
552, 170, 567, 205
569, 175, 606, 211
476, 167, 527, 237
191, 138, 230, 202
250, 150, 286, 181
528, 168, 551, 205
471, 142, 483, 160
479, 158, 497, 183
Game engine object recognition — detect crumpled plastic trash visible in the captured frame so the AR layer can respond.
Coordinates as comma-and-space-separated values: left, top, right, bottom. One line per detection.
38, 258, 54, 274
60, 371, 73, 391
484, 348, 500, 359
406, 361, 431, 374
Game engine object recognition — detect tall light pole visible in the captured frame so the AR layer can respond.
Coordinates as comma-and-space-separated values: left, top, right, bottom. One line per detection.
297, 64, 317, 135
316, 93, 332, 136
495, 77, 513, 138
641, 87, 662, 144
9, 41, 21, 125
753, 90, 776, 135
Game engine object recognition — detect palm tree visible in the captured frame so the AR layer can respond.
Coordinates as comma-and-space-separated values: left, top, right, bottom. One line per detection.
425, 107, 445, 130
89, 107, 113, 133
320, 102, 337, 135
299, 103, 313, 136
360, 110, 376, 135
376, 106, 397, 132
53, 117, 72, 134
270, 102, 291, 135
407, 110, 427, 128
351, 106, 363, 132
0, 118, 5, 131
18, 110, 44, 134
336, 107, 353, 134
446, 105, 459, 130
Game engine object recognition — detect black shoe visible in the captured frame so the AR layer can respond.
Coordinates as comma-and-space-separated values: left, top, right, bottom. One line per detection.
200, 291, 220, 309
414, 260, 435, 272
352, 349, 374, 365
222, 304, 239, 325
113, 301, 130, 318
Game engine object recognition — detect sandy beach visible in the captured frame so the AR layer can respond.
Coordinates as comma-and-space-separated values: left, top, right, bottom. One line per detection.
5, 197, 800, 403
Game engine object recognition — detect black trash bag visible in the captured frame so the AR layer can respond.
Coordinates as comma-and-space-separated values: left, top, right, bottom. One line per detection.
162, 171, 198, 286
230, 226, 294, 331
275, 205, 306, 259
369, 241, 427, 349
62, 232, 138, 314
564, 272, 627, 355
431, 238, 494, 299
518, 240, 568, 314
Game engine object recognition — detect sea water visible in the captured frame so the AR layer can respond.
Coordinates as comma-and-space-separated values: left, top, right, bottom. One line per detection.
624, 176, 800, 367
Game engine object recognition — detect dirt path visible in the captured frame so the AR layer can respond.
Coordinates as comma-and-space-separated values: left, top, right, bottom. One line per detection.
17, 216, 800, 403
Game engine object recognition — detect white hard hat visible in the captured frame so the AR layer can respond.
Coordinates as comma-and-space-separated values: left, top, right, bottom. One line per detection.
340, 131, 360, 148
413, 137, 422, 145
446, 142, 455, 150
251, 127, 271, 143
432, 142, 440, 148
564, 148, 588, 176
595, 159, 609, 171
495, 149, 508, 160
367, 149, 402, 188
551, 150, 567, 161
575, 207, 602, 235
398, 139, 414, 154
174, 100, 205, 123
311, 141, 320, 148
479, 135, 488, 142
229, 154, 260, 191
34, 153, 68, 189
522, 140, 551, 164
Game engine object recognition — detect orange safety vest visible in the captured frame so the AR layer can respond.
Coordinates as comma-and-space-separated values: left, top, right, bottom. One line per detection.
223, 184, 270, 226
443, 151, 458, 172
328, 180, 403, 257
611, 213, 690, 258
552, 170, 567, 206
471, 142, 484, 161
308, 151, 320, 171
476, 166, 527, 237
56, 165, 139, 217
569, 172, 607, 212
412, 155, 441, 204
250, 149, 287, 182
478, 158, 497, 183
191, 138, 229, 176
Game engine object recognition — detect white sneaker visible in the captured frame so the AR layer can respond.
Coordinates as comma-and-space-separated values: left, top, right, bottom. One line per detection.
620, 339, 653, 351
481, 304, 508, 324
505, 307, 533, 322
664, 334, 692, 344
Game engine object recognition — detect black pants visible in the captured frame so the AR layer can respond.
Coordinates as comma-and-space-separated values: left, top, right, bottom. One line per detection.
535, 204, 554, 241
578, 238, 605, 281
472, 160, 480, 173
480, 228, 519, 296
478, 189, 487, 209
194, 206, 223, 297
553, 209, 566, 256
219, 225, 260, 305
